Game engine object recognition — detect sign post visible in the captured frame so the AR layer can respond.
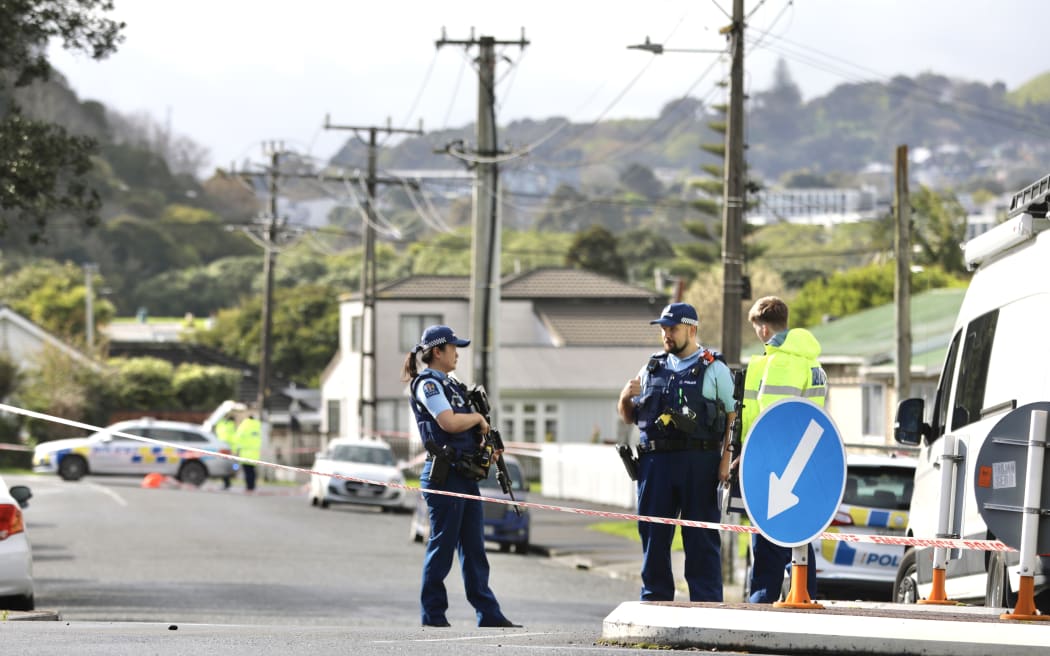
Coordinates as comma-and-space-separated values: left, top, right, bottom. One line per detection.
740, 398, 846, 608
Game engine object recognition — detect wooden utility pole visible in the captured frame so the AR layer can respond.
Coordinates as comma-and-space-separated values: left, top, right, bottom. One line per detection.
720, 0, 746, 367
894, 145, 912, 401
323, 119, 424, 438
258, 143, 282, 419
436, 29, 528, 411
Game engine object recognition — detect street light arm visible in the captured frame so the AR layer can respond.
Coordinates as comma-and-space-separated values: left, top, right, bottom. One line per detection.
626, 36, 725, 55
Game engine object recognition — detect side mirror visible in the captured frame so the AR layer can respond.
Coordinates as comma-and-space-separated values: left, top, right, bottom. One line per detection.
894, 398, 929, 446
9, 485, 32, 509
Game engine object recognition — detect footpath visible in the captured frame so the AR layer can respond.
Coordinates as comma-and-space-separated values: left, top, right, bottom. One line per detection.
523, 495, 1050, 655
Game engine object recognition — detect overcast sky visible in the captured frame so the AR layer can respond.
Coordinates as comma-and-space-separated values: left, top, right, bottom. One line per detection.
47, 0, 1048, 173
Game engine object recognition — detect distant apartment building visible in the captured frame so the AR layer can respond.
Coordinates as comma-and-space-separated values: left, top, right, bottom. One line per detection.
747, 186, 879, 226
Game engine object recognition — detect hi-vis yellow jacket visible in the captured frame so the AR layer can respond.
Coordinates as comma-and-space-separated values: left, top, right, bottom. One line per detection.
741, 328, 828, 440
233, 417, 263, 460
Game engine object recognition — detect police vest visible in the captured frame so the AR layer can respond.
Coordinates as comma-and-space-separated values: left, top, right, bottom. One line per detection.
409, 372, 478, 457
635, 349, 726, 445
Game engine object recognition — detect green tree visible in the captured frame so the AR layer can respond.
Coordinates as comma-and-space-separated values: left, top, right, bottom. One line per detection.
16, 344, 112, 441
1, 1, 124, 241
172, 364, 239, 410
0, 259, 115, 344
565, 225, 626, 279
109, 357, 176, 409
192, 283, 339, 387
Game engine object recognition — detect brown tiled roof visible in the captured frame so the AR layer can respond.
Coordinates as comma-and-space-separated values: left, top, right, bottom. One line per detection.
535, 302, 664, 346
374, 275, 468, 300
362, 268, 664, 303
502, 268, 660, 300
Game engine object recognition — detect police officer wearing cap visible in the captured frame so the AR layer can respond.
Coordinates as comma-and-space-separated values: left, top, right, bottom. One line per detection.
617, 302, 736, 601
401, 325, 519, 629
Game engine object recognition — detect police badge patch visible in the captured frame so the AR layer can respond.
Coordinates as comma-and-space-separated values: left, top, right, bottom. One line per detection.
423, 381, 440, 398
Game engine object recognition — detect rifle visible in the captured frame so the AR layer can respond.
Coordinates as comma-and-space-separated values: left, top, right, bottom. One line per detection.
465, 384, 522, 516
719, 367, 747, 516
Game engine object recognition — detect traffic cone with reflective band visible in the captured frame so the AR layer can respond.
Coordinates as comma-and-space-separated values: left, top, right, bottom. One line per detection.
1001, 575, 1050, 620
774, 564, 824, 609
918, 567, 962, 605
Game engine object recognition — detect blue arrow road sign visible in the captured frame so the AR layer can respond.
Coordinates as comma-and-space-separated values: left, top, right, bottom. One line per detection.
740, 398, 846, 547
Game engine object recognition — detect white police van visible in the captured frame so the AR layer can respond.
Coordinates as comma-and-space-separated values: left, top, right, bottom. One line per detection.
892, 174, 1050, 611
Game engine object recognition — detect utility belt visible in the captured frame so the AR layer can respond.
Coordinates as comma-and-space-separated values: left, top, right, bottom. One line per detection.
638, 438, 721, 453
424, 443, 490, 483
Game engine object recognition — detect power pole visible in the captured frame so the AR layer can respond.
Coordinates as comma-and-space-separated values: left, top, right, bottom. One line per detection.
83, 262, 98, 352
894, 145, 912, 402
323, 118, 423, 439
720, 0, 747, 367
258, 142, 283, 420
436, 28, 528, 412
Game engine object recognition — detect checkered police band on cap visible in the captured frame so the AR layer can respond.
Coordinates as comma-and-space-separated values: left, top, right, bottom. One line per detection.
413, 325, 471, 353
649, 302, 699, 327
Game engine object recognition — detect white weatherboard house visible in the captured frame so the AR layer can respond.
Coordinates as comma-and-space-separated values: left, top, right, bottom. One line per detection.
0, 305, 95, 371
320, 268, 669, 453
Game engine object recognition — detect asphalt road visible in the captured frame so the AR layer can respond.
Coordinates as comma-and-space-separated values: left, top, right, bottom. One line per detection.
0, 472, 721, 655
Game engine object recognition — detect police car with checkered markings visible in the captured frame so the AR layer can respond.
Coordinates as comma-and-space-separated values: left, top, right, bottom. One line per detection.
33, 418, 235, 486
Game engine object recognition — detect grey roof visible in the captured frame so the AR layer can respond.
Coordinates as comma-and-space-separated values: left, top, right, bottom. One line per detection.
502, 268, 661, 300
363, 268, 665, 303
535, 302, 663, 346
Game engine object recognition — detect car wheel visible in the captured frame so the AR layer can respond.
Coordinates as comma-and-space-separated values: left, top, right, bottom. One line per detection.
310, 496, 319, 507
320, 499, 330, 509
177, 460, 208, 487
499, 542, 511, 553
514, 541, 529, 555
58, 455, 87, 481
893, 548, 919, 604
0, 593, 34, 611
985, 550, 1015, 609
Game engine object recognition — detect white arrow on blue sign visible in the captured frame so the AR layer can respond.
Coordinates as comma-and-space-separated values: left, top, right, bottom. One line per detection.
740, 398, 846, 547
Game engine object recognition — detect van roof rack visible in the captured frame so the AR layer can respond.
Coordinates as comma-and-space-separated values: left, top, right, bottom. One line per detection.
1008, 173, 1050, 218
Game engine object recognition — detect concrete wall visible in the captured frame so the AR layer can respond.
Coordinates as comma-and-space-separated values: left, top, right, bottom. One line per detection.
540, 443, 636, 509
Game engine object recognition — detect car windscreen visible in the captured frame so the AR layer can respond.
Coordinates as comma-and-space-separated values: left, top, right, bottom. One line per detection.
843, 465, 913, 511
330, 444, 394, 466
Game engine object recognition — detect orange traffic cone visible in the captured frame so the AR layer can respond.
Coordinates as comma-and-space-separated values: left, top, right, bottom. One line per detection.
141, 472, 168, 488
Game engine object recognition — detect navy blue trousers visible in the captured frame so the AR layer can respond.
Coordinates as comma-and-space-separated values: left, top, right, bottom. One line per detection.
636, 449, 723, 602
748, 535, 818, 603
420, 460, 506, 626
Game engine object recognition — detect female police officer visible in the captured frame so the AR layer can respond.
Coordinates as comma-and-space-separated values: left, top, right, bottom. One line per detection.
401, 324, 519, 628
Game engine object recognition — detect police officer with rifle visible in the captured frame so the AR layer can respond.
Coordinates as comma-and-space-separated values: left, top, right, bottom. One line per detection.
401, 324, 520, 629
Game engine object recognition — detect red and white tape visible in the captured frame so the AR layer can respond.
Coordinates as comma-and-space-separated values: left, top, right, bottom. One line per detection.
2, 402, 1015, 553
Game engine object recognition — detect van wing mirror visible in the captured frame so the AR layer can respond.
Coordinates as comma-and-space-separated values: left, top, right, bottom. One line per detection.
894, 398, 929, 446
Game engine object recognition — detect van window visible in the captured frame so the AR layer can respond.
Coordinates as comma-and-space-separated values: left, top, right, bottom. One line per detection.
951, 310, 998, 431
931, 330, 961, 440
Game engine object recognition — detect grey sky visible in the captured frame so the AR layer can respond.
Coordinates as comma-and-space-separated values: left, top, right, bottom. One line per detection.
47, 0, 1048, 172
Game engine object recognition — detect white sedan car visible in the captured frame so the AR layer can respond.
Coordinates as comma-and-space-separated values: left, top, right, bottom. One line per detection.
32, 418, 235, 486
308, 438, 410, 512
0, 474, 34, 611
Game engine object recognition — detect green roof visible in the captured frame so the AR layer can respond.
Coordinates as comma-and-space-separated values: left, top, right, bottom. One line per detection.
807, 287, 965, 367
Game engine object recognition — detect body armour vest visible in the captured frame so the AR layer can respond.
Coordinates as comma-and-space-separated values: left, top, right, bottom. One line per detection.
635, 350, 725, 445
410, 371, 478, 457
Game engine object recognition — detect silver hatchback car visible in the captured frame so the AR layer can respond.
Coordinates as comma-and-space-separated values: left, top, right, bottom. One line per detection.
32, 418, 235, 486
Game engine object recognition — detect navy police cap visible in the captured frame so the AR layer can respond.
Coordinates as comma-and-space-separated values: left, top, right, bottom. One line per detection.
649, 302, 699, 327
415, 325, 471, 353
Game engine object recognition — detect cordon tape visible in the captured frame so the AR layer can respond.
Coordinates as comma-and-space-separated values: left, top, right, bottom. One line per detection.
0, 402, 1014, 553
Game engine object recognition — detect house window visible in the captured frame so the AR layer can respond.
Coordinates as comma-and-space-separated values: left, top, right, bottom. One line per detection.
861, 384, 884, 437
349, 315, 362, 353
400, 314, 443, 352
327, 399, 340, 436
501, 401, 559, 443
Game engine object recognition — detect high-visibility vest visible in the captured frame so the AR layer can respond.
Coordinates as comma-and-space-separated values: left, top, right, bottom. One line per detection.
234, 417, 263, 460
741, 328, 828, 441
215, 418, 237, 448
